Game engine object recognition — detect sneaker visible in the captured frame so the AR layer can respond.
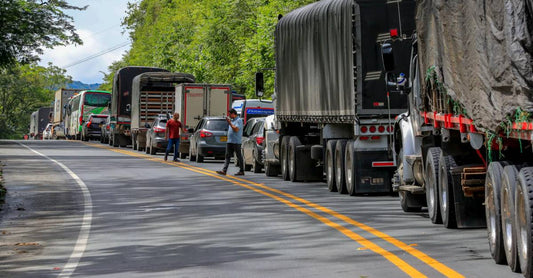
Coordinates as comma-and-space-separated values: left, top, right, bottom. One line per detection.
173, 158, 180, 162
234, 171, 245, 176
216, 170, 226, 175
164, 154, 168, 161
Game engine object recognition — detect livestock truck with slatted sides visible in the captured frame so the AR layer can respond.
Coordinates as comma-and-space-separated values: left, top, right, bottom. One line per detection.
256, 0, 416, 194
130, 72, 195, 152
387, 1, 533, 276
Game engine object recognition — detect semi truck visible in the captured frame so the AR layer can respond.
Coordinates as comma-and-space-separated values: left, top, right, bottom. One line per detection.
110, 66, 168, 147
130, 72, 195, 151
388, 1, 533, 276
53, 88, 81, 125
256, 0, 416, 194
174, 83, 233, 158
29, 107, 52, 139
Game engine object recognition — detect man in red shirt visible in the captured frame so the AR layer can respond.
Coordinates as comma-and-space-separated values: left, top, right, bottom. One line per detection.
165, 112, 186, 162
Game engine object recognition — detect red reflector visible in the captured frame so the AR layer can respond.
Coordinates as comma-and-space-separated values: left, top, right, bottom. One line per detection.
106, 125, 110, 130
369, 126, 377, 133
372, 161, 395, 167
387, 125, 393, 132
256, 136, 264, 145
378, 126, 385, 133
360, 136, 370, 140
360, 126, 368, 133
207, 151, 213, 154
371, 136, 381, 140
390, 29, 398, 38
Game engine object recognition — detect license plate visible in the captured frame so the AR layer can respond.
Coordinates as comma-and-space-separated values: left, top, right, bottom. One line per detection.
220, 136, 227, 142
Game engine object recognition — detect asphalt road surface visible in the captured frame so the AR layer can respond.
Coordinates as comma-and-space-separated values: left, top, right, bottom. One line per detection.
0, 140, 523, 278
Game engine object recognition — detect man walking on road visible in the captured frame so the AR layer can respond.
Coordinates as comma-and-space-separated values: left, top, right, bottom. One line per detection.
217, 109, 245, 176
165, 112, 186, 162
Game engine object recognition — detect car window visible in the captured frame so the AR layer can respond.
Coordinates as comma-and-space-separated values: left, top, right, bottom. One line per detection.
90, 117, 107, 124
252, 121, 264, 135
243, 121, 254, 136
157, 119, 167, 127
205, 120, 228, 131
195, 120, 204, 131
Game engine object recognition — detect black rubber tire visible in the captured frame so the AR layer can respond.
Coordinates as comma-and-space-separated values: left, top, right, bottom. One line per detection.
149, 145, 157, 155
132, 135, 137, 150
112, 134, 119, 147
516, 167, 533, 277
288, 136, 302, 182
189, 146, 196, 161
197, 153, 204, 163
335, 140, 347, 194
326, 140, 338, 192
180, 152, 187, 159
438, 153, 457, 228
345, 140, 357, 196
280, 136, 290, 181
501, 165, 521, 273
253, 153, 262, 173
425, 147, 442, 224
485, 162, 508, 265
265, 163, 280, 177
399, 191, 423, 212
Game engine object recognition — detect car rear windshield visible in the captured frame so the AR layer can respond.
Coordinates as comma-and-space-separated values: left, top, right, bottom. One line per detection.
90, 117, 107, 124
158, 119, 167, 127
205, 120, 228, 131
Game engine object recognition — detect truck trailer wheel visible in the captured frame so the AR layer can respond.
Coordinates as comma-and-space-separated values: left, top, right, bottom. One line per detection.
288, 136, 302, 182
425, 147, 443, 224
485, 162, 508, 264
326, 140, 338, 192
516, 167, 533, 277
345, 140, 358, 196
335, 140, 347, 194
280, 136, 290, 181
501, 165, 521, 273
438, 153, 457, 228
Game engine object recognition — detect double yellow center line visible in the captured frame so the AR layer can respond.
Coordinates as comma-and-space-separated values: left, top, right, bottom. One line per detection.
86, 142, 464, 278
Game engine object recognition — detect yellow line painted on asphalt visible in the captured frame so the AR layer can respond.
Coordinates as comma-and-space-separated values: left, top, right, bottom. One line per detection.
85, 142, 464, 277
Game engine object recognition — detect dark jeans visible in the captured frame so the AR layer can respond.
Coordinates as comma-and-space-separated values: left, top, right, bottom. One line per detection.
223, 143, 244, 172
165, 138, 180, 160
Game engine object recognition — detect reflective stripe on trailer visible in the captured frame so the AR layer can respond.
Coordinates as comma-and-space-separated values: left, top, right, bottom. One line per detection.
372, 161, 395, 167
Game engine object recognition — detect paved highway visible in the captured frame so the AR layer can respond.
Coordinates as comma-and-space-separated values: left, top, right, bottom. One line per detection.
0, 140, 522, 277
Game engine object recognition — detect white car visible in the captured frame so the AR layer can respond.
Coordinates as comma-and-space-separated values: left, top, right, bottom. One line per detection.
43, 123, 53, 140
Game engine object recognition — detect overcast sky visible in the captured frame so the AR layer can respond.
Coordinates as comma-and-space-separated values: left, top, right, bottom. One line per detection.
38, 0, 134, 84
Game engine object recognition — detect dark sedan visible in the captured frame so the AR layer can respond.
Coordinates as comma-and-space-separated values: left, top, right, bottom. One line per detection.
81, 114, 108, 141
189, 116, 229, 163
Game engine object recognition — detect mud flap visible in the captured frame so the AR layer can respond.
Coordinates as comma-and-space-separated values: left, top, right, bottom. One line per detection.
451, 167, 487, 228
295, 145, 323, 181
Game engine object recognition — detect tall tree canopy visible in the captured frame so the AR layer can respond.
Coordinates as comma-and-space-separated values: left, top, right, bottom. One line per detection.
0, 0, 86, 68
0, 63, 71, 138
106, 0, 316, 97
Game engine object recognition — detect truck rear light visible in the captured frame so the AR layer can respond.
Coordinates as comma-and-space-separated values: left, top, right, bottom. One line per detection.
390, 28, 398, 38
360, 136, 370, 140
200, 130, 213, 138
378, 126, 385, 133
371, 136, 381, 140
153, 127, 165, 133
256, 136, 264, 145
369, 126, 377, 133
387, 125, 393, 132
360, 126, 368, 133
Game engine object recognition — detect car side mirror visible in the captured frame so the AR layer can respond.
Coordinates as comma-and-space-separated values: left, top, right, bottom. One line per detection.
381, 43, 395, 72
255, 72, 264, 98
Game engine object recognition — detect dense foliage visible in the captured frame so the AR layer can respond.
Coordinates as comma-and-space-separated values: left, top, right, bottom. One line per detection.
0, 0, 86, 68
102, 0, 316, 97
0, 63, 71, 139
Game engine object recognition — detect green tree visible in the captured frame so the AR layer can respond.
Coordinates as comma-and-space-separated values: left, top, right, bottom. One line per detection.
0, 63, 71, 139
0, 0, 86, 68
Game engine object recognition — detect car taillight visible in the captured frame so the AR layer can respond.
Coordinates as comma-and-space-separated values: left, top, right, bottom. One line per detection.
153, 127, 165, 133
181, 134, 189, 140
256, 136, 264, 145
88, 121, 92, 127
106, 125, 110, 130
200, 130, 213, 138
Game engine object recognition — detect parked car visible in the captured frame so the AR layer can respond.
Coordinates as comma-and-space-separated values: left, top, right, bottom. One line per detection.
52, 123, 66, 139
189, 116, 229, 162
101, 115, 111, 144
81, 114, 108, 141
145, 114, 169, 155
43, 123, 53, 140
241, 117, 266, 173
262, 115, 281, 176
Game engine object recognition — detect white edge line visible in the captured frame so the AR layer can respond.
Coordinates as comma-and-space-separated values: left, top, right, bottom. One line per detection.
18, 143, 93, 278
